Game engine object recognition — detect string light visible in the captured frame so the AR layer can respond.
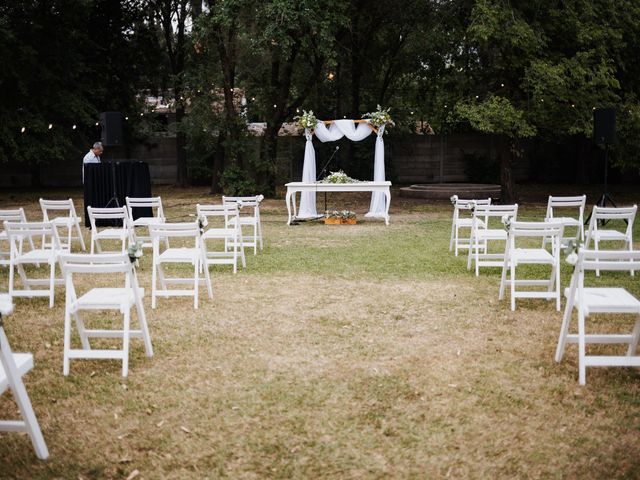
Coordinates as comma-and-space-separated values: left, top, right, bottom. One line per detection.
95, 122, 99, 126
21, 127, 26, 133
125, 116, 129, 120
72, 124, 77, 130
273, 104, 277, 108
500, 83, 504, 87
140, 113, 144, 116
48, 124, 53, 130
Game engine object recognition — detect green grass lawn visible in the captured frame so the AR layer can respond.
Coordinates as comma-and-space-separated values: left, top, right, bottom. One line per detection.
0, 185, 639, 479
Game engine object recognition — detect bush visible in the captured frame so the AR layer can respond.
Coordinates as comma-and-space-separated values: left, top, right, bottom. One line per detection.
219, 164, 257, 196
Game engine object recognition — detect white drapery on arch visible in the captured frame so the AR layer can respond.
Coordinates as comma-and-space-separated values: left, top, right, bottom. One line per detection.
297, 119, 388, 219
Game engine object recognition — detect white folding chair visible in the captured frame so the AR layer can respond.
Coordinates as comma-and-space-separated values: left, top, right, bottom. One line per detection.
87, 206, 133, 253
125, 196, 167, 249
197, 204, 246, 274
467, 204, 518, 276
499, 220, 565, 311
555, 249, 640, 385
149, 222, 212, 309
449, 198, 492, 256
39, 198, 86, 251
222, 195, 264, 255
543, 195, 586, 248
0, 208, 35, 267
585, 205, 637, 277
58, 253, 153, 377
5, 221, 62, 308
0, 295, 49, 459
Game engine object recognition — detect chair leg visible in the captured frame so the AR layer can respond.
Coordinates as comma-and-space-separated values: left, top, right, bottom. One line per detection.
74, 311, 91, 350
595, 238, 600, 277
121, 308, 130, 378
90, 235, 95, 254
253, 222, 257, 255
135, 297, 153, 358
193, 261, 199, 309
151, 261, 157, 309
48, 261, 55, 309
510, 262, 516, 311
449, 220, 455, 252
203, 258, 213, 299
63, 309, 72, 376
499, 259, 508, 301
76, 222, 86, 251
578, 310, 587, 385
627, 315, 640, 356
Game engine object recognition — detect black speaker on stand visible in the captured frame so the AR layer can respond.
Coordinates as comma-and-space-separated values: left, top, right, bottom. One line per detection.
99, 112, 124, 208
585, 108, 617, 226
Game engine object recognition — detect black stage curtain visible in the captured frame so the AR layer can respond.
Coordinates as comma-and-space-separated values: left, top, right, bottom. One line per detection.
83, 162, 153, 226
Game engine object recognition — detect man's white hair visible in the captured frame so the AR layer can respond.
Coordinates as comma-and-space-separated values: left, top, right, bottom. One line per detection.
93, 141, 103, 150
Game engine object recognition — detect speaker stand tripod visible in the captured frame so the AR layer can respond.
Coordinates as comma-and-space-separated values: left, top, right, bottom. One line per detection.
585, 143, 619, 227
104, 155, 120, 208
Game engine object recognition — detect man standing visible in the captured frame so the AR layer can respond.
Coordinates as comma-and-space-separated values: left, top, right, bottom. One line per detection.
82, 142, 103, 183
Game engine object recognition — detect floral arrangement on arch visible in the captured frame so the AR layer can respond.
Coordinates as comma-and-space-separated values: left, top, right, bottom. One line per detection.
362, 105, 395, 128
294, 110, 318, 130
320, 170, 362, 184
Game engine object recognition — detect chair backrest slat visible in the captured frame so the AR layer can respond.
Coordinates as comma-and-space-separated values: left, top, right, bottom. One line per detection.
149, 222, 199, 238
59, 253, 132, 274
579, 249, 640, 272
509, 220, 564, 238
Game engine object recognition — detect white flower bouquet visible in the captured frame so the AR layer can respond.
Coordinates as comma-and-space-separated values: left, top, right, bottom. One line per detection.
128, 241, 144, 266
362, 105, 394, 127
320, 170, 361, 184
294, 110, 318, 130
450, 194, 458, 205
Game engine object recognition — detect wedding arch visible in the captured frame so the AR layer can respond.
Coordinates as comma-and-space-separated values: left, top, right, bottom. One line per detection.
297, 119, 388, 219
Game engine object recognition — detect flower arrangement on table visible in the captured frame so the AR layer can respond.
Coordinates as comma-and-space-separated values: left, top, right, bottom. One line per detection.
294, 110, 318, 131
128, 241, 144, 267
325, 210, 357, 225
319, 170, 362, 184
362, 105, 395, 128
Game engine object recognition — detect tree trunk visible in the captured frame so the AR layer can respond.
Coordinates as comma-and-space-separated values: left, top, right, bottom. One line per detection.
175, 103, 188, 187
211, 133, 225, 194
500, 139, 518, 203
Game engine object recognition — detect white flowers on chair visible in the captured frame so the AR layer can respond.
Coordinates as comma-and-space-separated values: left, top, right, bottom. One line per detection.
450, 194, 458, 205
197, 214, 208, 234
0, 294, 13, 319
127, 241, 144, 266
467, 200, 477, 213
564, 239, 581, 266
501, 214, 513, 231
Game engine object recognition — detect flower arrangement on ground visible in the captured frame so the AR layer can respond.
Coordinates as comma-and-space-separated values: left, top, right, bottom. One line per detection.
325, 210, 357, 225
128, 241, 144, 266
362, 105, 394, 128
320, 170, 361, 184
294, 110, 318, 130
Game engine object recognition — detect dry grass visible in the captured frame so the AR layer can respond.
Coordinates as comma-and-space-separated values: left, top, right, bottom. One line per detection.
1, 185, 640, 479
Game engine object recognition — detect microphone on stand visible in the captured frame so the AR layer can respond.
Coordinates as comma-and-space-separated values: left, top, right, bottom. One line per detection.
317, 146, 340, 181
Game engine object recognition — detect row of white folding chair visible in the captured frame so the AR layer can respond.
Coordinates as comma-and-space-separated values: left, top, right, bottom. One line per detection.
40, 198, 86, 252
4, 221, 62, 308
0, 208, 35, 267
499, 221, 564, 311
58, 253, 153, 377
543, 195, 586, 248
149, 222, 212, 309
555, 249, 640, 385
0, 295, 49, 459
197, 203, 246, 274
585, 205, 636, 276
467, 204, 519, 276
223, 195, 264, 255
449, 198, 492, 256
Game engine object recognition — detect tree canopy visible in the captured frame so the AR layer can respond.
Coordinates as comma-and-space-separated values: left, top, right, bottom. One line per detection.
2, 0, 639, 190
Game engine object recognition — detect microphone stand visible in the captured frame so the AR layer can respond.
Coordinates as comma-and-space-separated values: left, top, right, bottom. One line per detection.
317, 146, 340, 214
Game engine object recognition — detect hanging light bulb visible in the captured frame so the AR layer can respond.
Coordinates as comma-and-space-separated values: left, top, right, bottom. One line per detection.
95, 122, 99, 126
21, 127, 26, 133
48, 124, 53, 130
72, 124, 77, 130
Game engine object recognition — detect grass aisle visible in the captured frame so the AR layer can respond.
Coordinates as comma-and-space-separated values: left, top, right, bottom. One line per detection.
0, 187, 639, 479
